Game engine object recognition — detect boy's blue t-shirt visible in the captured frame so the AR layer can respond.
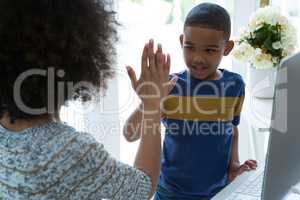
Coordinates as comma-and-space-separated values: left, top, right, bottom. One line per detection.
159, 69, 245, 198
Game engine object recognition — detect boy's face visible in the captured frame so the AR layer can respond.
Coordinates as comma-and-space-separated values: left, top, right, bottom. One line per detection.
180, 26, 234, 80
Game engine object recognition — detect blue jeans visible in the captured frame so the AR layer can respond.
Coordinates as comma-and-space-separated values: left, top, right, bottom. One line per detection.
153, 184, 211, 200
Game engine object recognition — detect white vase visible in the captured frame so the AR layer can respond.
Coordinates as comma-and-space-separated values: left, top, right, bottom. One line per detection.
247, 66, 277, 99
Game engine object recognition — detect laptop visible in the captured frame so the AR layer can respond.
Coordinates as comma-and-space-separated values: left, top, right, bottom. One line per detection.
212, 51, 300, 200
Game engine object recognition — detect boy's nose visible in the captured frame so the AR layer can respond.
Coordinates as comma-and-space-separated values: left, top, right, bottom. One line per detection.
192, 54, 205, 64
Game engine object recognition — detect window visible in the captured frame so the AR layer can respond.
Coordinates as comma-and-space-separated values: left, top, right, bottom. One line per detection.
117, 0, 235, 165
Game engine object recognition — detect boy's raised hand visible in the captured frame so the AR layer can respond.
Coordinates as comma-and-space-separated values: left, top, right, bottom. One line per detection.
126, 39, 171, 108
228, 160, 258, 182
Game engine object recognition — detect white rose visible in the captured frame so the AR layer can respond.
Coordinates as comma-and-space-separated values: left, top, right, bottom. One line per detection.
249, 6, 284, 30
232, 42, 256, 62
251, 6, 280, 24
249, 19, 263, 31
272, 41, 282, 50
252, 53, 275, 69
277, 16, 288, 25
232, 49, 245, 61
238, 28, 250, 39
254, 48, 262, 56
281, 23, 298, 56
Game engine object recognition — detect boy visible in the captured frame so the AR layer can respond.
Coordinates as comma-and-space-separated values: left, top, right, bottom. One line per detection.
125, 3, 257, 200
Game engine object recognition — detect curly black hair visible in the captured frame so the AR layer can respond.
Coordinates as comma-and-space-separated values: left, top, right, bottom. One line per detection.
0, 0, 118, 122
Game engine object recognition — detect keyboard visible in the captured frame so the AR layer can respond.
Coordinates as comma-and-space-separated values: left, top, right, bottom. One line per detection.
224, 169, 264, 200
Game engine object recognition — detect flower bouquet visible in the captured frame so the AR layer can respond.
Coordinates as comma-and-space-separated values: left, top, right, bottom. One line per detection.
233, 6, 298, 69
233, 6, 298, 98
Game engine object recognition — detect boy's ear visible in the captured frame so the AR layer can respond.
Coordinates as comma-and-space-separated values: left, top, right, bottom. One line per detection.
223, 40, 234, 56
179, 34, 184, 48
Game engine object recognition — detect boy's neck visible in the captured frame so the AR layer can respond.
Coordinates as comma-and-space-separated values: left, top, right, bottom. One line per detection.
210, 69, 223, 80
191, 69, 223, 81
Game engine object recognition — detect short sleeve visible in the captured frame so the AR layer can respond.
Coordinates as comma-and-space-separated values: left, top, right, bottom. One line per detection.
161, 73, 179, 119
232, 80, 245, 126
67, 133, 152, 200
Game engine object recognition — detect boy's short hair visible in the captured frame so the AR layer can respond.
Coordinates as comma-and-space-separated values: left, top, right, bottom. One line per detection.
184, 3, 231, 41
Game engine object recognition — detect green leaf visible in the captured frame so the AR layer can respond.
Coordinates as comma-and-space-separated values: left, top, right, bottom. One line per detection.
263, 36, 273, 51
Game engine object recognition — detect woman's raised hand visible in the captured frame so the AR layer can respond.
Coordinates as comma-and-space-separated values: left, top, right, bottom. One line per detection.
126, 39, 171, 108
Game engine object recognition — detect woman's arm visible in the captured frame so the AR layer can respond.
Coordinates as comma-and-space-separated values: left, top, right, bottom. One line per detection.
126, 39, 171, 198
124, 73, 177, 143
134, 101, 162, 197
123, 103, 143, 142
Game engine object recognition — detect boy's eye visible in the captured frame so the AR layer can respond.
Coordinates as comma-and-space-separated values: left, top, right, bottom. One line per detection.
206, 49, 217, 53
184, 45, 195, 51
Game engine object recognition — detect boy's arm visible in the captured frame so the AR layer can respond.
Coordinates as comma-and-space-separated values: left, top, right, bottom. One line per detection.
228, 80, 257, 182
230, 126, 240, 165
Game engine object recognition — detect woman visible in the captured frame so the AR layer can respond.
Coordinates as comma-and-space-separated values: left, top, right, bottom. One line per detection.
0, 0, 170, 199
